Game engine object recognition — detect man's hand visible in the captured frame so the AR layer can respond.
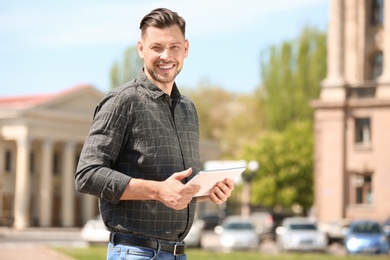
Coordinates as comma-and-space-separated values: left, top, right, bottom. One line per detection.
208, 178, 235, 205
158, 168, 200, 210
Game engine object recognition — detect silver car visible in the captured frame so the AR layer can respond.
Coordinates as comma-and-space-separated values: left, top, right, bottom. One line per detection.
276, 217, 328, 252
184, 218, 205, 248
215, 216, 259, 251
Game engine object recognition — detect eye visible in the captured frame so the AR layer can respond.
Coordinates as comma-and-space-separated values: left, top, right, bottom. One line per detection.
171, 45, 180, 51
151, 46, 163, 52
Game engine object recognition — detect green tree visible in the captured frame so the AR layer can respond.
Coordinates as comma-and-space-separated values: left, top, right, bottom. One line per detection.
110, 46, 143, 89
183, 79, 265, 159
260, 26, 326, 131
242, 121, 314, 213
239, 25, 327, 212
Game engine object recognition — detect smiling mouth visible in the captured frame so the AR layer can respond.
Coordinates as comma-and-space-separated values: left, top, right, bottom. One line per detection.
157, 64, 174, 70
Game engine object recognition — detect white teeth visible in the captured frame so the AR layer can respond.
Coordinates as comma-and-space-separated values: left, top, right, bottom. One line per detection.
159, 65, 173, 69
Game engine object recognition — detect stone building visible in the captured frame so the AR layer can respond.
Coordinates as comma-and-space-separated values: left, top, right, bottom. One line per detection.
0, 85, 104, 229
312, 0, 390, 223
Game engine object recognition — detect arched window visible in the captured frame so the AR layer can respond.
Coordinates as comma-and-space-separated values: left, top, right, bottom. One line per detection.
371, 52, 383, 80
371, 0, 384, 26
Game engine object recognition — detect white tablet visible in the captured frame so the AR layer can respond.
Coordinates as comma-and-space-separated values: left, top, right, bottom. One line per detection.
186, 167, 246, 197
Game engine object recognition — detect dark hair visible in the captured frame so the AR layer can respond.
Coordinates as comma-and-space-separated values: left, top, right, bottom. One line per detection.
139, 8, 186, 37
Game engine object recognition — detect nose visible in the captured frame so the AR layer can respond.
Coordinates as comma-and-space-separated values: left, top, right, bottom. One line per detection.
160, 49, 169, 61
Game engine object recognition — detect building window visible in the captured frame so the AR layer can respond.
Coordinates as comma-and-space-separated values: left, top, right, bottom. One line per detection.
371, 52, 383, 80
371, 0, 384, 26
4, 149, 13, 173
355, 118, 371, 145
354, 175, 372, 204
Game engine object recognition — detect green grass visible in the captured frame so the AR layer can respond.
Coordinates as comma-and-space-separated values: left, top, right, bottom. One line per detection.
54, 246, 388, 260
54, 245, 107, 260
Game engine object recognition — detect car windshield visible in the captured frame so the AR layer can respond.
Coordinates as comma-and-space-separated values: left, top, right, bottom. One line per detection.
225, 222, 253, 230
289, 224, 317, 230
352, 223, 382, 234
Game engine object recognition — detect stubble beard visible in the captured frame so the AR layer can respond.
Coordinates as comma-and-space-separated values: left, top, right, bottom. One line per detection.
146, 66, 182, 85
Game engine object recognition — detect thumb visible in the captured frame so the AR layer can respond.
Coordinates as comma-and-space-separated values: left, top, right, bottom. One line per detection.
173, 168, 193, 181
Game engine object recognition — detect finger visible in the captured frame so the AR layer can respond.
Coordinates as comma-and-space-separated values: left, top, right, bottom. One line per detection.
212, 186, 228, 201
187, 184, 201, 194
215, 181, 232, 197
223, 178, 235, 189
209, 190, 224, 205
172, 168, 192, 181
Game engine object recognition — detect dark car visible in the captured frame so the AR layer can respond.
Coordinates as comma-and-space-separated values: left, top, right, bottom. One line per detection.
200, 213, 225, 230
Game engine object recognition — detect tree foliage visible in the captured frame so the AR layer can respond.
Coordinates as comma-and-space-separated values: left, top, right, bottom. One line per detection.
183, 79, 265, 159
260, 26, 326, 131
239, 25, 327, 212
242, 121, 314, 212
110, 46, 143, 89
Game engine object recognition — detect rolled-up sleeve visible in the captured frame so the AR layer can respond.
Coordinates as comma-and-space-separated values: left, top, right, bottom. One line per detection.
75, 91, 131, 204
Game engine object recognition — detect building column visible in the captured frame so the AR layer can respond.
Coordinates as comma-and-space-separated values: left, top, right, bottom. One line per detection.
13, 137, 31, 230
39, 139, 53, 227
377, 1, 390, 98
321, 0, 346, 101
62, 141, 76, 227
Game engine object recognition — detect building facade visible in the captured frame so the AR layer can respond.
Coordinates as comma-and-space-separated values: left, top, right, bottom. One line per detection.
312, 0, 390, 223
0, 86, 104, 229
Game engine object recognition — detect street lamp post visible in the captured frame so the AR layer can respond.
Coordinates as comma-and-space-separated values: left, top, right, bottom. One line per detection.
241, 160, 259, 217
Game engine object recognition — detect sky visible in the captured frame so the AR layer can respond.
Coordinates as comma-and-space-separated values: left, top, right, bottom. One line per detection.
0, 0, 329, 97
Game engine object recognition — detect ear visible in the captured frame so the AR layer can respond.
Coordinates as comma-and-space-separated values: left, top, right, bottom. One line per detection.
184, 39, 189, 58
137, 41, 144, 59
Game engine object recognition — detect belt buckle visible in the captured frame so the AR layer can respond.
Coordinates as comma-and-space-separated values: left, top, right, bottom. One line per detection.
173, 244, 186, 256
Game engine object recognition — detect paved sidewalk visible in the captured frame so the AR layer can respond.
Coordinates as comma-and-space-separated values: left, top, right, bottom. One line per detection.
0, 227, 85, 260
0, 245, 74, 260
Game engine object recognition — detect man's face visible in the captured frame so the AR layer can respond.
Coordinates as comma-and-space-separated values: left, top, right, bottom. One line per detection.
138, 25, 188, 91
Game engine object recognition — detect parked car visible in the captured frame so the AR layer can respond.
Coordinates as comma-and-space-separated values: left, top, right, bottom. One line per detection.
200, 213, 225, 230
321, 219, 351, 245
80, 215, 110, 244
345, 220, 389, 255
250, 211, 295, 241
250, 212, 274, 241
276, 217, 328, 252
184, 218, 205, 248
383, 217, 390, 244
215, 216, 259, 251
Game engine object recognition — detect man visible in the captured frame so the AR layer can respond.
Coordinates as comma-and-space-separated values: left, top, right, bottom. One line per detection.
75, 8, 235, 260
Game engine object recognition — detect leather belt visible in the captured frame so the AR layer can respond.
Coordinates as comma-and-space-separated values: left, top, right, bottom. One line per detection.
110, 233, 186, 256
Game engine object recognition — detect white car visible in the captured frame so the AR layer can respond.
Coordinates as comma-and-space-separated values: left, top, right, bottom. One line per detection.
276, 217, 327, 252
80, 215, 110, 244
215, 216, 259, 251
184, 219, 205, 247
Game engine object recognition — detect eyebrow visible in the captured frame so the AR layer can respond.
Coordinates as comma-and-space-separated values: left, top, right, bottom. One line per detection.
149, 41, 184, 48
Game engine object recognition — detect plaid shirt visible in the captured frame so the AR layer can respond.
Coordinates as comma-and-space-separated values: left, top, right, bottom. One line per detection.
75, 70, 201, 241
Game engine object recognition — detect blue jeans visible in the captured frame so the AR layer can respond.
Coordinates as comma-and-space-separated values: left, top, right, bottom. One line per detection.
106, 242, 187, 260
